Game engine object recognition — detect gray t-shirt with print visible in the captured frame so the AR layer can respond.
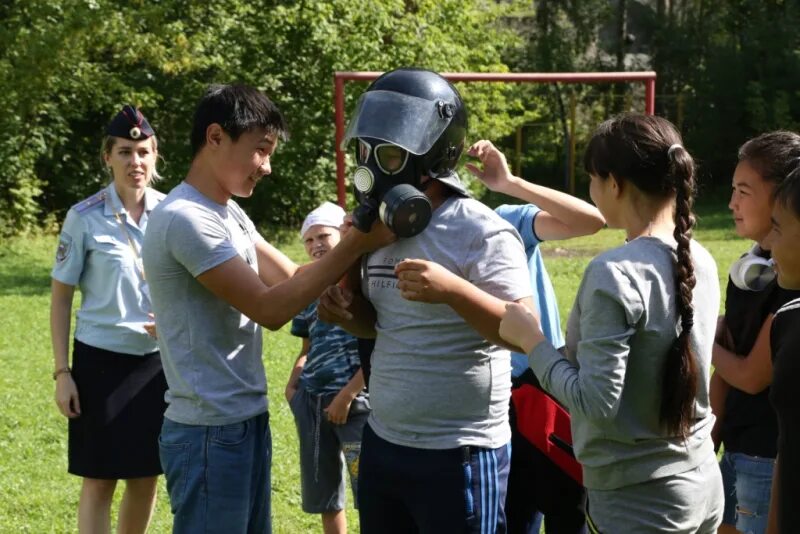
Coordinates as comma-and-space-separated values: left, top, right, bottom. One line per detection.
364, 196, 532, 450
530, 237, 720, 490
142, 182, 266, 426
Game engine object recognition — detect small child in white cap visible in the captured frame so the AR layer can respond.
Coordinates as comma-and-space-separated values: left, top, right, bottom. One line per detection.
299, 201, 348, 260
286, 201, 369, 531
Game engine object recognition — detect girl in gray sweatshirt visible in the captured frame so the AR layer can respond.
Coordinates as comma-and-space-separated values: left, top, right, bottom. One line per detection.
500, 113, 724, 533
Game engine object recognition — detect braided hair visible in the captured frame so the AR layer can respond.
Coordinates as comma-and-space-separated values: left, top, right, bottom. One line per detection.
584, 113, 698, 437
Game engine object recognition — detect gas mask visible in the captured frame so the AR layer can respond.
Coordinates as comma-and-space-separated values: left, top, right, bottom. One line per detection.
342, 69, 470, 238
350, 137, 431, 238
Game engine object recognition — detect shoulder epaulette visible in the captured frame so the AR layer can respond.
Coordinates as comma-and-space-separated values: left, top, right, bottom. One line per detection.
72, 190, 107, 214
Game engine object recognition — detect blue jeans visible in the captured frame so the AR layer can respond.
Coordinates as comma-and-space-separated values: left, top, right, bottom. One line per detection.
719, 451, 774, 534
159, 412, 272, 534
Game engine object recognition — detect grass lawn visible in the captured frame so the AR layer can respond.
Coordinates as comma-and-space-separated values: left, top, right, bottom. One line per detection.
0, 199, 745, 533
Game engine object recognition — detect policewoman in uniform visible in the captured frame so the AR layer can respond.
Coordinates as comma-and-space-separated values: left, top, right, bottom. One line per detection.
50, 105, 167, 533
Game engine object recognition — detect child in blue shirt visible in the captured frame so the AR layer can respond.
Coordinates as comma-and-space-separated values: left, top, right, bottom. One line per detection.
285, 202, 368, 534
467, 140, 604, 534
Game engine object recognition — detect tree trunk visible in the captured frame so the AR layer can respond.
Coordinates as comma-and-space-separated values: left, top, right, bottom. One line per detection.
613, 0, 628, 112
654, 0, 668, 109
615, 0, 628, 71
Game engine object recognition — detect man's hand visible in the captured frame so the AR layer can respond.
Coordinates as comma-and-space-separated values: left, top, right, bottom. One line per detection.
395, 259, 459, 304
466, 140, 516, 195
339, 214, 354, 237
499, 302, 545, 355
285, 351, 307, 404
55, 374, 81, 418
324, 389, 356, 425
285, 382, 298, 404
345, 219, 396, 255
318, 285, 355, 324
144, 312, 157, 339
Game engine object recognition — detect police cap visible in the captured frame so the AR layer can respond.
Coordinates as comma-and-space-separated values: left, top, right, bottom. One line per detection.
106, 105, 154, 140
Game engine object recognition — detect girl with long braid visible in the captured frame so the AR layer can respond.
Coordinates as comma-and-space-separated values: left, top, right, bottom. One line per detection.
500, 113, 723, 532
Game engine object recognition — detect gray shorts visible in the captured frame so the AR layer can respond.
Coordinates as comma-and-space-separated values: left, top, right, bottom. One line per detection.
289, 381, 370, 513
586, 451, 724, 533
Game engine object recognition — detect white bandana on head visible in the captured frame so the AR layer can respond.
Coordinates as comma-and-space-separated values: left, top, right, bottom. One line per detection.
301, 201, 347, 238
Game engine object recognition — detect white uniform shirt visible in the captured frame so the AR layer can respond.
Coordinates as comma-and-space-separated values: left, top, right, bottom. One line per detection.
52, 183, 164, 355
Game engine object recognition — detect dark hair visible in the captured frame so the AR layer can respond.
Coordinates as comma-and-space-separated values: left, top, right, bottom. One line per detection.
774, 161, 800, 218
190, 83, 289, 156
584, 113, 698, 438
738, 131, 800, 185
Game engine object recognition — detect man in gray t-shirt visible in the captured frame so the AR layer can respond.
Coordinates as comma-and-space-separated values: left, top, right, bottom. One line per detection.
142, 84, 391, 534
322, 181, 532, 533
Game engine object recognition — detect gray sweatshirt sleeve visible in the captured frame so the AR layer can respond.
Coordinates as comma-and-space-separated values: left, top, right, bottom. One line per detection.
528, 260, 644, 420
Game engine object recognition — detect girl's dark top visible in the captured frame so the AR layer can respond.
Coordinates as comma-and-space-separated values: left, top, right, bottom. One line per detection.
720, 272, 800, 457
770, 297, 800, 532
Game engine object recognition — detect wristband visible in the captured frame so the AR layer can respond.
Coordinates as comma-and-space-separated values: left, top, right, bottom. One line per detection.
53, 367, 71, 380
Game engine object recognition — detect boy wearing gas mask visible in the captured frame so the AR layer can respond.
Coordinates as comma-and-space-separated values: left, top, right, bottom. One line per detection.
318, 68, 533, 532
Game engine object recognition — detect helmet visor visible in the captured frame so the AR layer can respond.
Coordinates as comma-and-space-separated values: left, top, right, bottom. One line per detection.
342, 90, 452, 155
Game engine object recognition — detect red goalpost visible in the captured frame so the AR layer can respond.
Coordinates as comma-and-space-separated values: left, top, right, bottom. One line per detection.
333, 70, 657, 206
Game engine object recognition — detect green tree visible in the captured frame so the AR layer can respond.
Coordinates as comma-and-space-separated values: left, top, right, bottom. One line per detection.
1, 0, 527, 235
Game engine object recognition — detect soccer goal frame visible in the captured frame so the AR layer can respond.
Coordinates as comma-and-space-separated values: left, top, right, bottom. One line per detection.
333, 70, 657, 206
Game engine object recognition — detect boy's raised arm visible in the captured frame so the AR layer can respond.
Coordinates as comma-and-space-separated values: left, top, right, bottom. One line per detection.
197, 223, 393, 331
466, 139, 605, 240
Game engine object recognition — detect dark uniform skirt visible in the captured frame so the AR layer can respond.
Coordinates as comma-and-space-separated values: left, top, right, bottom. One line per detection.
68, 339, 168, 479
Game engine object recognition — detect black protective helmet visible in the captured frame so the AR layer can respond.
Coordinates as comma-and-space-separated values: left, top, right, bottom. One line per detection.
343, 68, 469, 195
343, 69, 470, 237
